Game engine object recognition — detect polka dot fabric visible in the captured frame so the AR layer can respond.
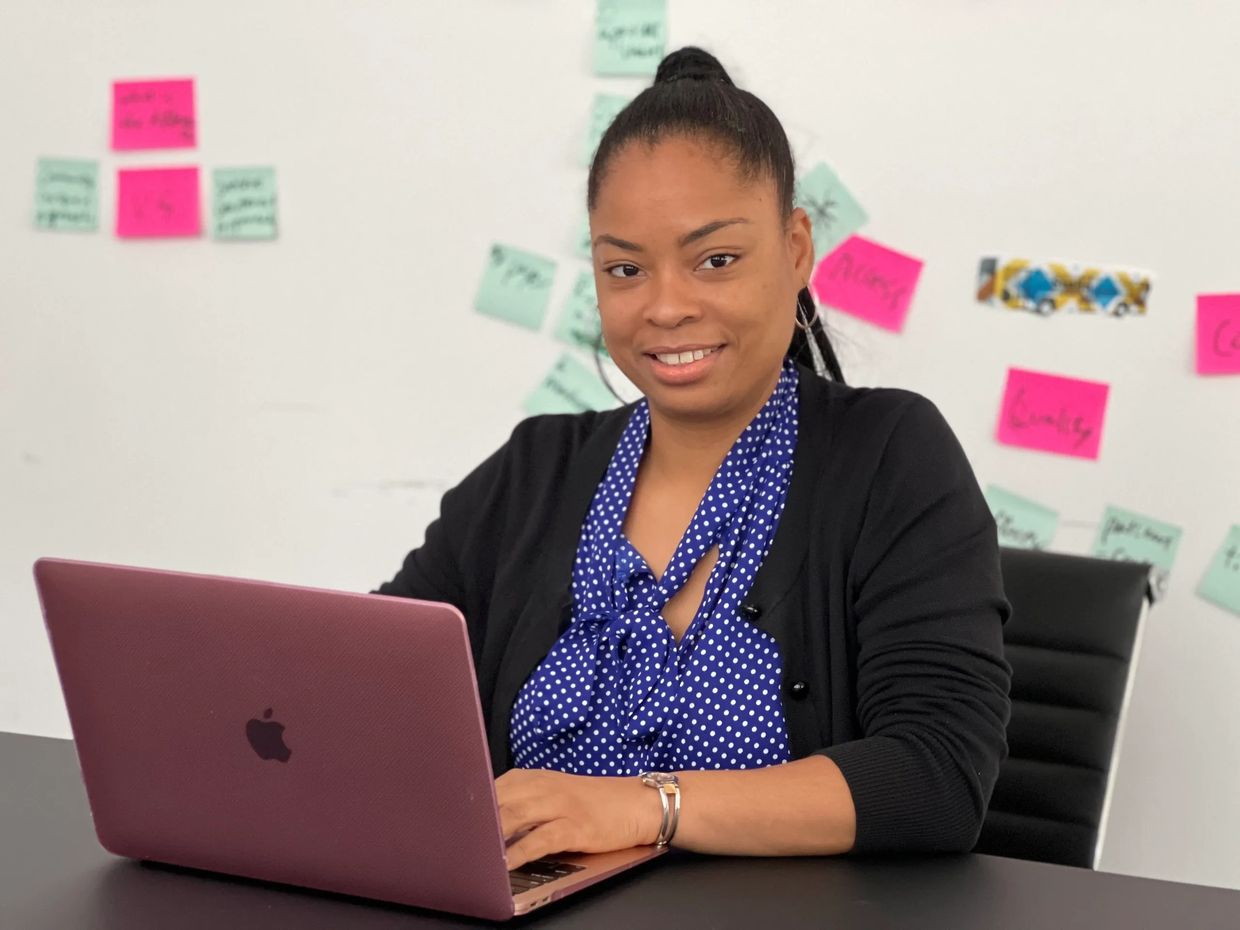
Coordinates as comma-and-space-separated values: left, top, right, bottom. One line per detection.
510, 360, 800, 775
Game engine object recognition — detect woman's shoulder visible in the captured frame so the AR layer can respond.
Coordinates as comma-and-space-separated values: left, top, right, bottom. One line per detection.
799, 370, 952, 452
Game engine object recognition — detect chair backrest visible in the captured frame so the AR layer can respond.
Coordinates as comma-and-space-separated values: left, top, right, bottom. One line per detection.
974, 547, 1159, 868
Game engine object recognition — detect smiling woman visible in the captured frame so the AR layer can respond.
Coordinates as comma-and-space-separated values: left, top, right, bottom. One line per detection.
375, 46, 1012, 872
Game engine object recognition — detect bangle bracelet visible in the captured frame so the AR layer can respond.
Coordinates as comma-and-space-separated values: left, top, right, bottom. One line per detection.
639, 772, 681, 846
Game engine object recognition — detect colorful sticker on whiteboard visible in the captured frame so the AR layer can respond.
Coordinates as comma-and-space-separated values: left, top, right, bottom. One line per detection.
996, 367, 1110, 460
977, 256, 1152, 318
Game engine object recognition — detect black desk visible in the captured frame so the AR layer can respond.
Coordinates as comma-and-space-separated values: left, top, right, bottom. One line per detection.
2, 732, 1236, 929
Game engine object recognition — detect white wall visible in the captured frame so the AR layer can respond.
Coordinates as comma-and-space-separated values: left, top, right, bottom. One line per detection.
3, 0, 1238, 891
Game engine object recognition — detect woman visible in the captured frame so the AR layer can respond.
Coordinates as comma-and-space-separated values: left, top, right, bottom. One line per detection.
375, 47, 1012, 871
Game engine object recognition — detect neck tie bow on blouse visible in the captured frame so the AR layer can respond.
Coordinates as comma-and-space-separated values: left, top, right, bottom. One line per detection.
514, 359, 800, 761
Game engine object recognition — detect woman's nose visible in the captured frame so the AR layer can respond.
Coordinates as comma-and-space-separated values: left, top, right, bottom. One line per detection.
643, 271, 702, 328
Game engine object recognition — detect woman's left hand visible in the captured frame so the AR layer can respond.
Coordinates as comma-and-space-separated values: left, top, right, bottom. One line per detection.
495, 768, 662, 871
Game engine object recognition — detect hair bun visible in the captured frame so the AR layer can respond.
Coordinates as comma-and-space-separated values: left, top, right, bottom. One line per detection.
654, 46, 734, 87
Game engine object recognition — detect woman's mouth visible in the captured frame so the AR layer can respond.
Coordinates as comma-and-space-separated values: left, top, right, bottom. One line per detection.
644, 344, 724, 385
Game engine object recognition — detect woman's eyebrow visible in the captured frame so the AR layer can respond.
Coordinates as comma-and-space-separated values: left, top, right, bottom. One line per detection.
592, 217, 751, 253
678, 217, 749, 247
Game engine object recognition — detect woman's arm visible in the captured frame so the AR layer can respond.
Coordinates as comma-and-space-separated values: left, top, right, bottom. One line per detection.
497, 756, 854, 869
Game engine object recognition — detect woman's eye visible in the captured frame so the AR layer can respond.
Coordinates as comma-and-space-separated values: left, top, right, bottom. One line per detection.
699, 253, 738, 270
607, 264, 641, 279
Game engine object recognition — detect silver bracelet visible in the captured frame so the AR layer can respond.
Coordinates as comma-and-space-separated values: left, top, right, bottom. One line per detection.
639, 772, 681, 846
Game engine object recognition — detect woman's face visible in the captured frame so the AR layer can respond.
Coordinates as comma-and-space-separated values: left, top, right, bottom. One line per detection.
590, 134, 814, 425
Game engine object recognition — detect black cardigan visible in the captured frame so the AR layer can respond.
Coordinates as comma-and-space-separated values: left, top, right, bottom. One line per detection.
373, 363, 1013, 853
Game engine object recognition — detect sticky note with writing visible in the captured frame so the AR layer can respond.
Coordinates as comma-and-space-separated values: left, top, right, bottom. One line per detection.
555, 272, 608, 356
213, 167, 277, 240
111, 78, 196, 150
795, 162, 868, 259
524, 353, 618, 416
1196, 294, 1240, 374
575, 215, 594, 261
34, 158, 98, 232
1092, 505, 1183, 572
474, 244, 556, 330
594, 0, 666, 76
1197, 525, 1240, 616
810, 235, 923, 332
995, 367, 1110, 460
116, 166, 202, 238
984, 485, 1059, 550
582, 93, 631, 168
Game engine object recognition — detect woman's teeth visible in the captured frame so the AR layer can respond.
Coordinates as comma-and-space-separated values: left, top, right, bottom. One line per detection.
654, 347, 718, 366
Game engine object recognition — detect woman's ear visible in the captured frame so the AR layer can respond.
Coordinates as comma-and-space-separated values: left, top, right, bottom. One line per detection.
788, 206, 815, 283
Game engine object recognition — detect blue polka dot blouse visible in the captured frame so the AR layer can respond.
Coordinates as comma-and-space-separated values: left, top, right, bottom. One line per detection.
509, 359, 800, 774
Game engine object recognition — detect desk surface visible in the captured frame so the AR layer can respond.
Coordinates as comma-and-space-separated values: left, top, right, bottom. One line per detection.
2, 731, 1237, 929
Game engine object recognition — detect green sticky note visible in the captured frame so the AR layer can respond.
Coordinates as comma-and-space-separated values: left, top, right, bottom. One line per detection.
474, 244, 557, 331
554, 272, 609, 357
1197, 525, 1240, 616
795, 162, 868, 258
582, 93, 631, 168
594, 0, 666, 76
212, 166, 277, 240
984, 485, 1058, 550
1092, 505, 1183, 572
524, 352, 618, 416
34, 157, 99, 232
575, 215, 594, 261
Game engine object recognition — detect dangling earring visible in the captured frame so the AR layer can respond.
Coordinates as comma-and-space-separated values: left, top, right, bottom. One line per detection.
796, 289, 828, 378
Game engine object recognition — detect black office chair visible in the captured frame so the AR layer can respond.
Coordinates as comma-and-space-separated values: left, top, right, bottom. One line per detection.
974, 547, 1164, 868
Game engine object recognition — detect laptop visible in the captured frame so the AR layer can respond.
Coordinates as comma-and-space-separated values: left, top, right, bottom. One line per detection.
32, 557, 666, 920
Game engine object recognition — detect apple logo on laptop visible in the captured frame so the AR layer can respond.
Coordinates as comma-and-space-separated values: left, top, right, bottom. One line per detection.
246, 708, 292, 762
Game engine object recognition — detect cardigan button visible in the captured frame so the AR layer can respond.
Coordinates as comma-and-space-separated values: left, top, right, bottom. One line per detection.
740, 602, 762, 622
786, 680, 809, 701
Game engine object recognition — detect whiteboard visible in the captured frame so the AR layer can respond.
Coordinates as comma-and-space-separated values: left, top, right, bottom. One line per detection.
2, 0, 1238, 891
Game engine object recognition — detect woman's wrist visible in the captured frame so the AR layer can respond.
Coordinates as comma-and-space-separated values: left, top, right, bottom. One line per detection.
632, 775, 667, 846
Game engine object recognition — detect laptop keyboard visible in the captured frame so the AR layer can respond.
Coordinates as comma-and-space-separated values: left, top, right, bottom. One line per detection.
509, 858, 586, 895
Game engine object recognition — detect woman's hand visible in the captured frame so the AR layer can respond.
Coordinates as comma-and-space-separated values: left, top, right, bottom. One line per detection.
495, 768, 662, 871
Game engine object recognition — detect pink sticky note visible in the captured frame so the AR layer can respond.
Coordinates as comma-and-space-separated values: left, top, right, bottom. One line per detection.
810, 235, 924, 332
111, 78, 197, 150
996, 367, 1110, 460
1197, 294, 1240, 374
116, 167, 202, 238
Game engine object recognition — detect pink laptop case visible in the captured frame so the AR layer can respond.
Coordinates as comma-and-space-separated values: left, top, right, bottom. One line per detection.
33, 557, 521, 921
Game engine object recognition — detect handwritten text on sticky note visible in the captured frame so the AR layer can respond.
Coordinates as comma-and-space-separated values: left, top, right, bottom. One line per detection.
996, 367, 1110, 460
111, 79, 196, 150
474, 244, 556, 331
582, 93, 631, 168
34, 158, 98, 232
213, 167, 277, 240
984, 485, 1059, 550
524, 353, 618, 416
1092, 505, 1183, 572
1196, 294, 1240, 375
1197, 526, 1240, 616
796, 162, 868, 259
555, 272, 608, 356
116, 166, 201, 238
595, 0, 666, 76
810, 235, 923, 332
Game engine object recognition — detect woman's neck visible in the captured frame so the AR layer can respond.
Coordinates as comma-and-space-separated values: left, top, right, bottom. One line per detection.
643, 366, 783, 486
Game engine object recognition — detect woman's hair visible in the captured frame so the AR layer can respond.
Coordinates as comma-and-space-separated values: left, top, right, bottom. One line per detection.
587, 46, 845, 384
